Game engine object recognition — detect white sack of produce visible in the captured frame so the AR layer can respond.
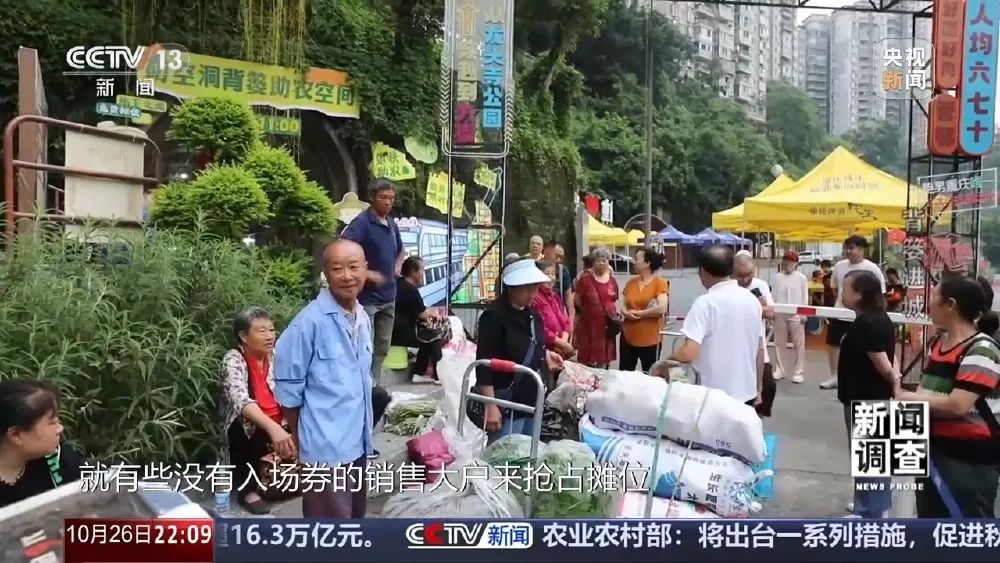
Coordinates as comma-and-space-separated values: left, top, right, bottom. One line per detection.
547, 361, 631, 414
580, 416, 763, 518
613, 492, 721, 519
585, 376, 767, 465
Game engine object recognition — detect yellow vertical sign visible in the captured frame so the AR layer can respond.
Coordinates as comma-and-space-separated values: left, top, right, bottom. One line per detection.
425, 172, 465, 217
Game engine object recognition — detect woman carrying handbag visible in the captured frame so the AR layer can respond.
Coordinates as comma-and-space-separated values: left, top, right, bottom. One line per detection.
574, 247, 621, 369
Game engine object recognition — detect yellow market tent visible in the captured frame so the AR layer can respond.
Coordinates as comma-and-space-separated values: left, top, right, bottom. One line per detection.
586, 219, 646, 247
587, 215, 630, 245
712, 174, 796, 232
743, 147, 926, 231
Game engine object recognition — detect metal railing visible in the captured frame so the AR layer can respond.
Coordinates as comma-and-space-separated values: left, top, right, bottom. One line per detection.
3, 115, 163, 238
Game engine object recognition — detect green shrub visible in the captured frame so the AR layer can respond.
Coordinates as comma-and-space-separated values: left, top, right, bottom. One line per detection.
148, 166, 271, 240
168, 97, 262, 163
260, 246, 313, 299
272, 180, 336, 240
241, 143, 307, 206
0, 227, 304, 464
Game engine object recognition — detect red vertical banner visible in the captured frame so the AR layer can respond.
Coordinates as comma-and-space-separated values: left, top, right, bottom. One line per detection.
933, 0, 967, 89
928, 93, 962, 154
583, 193, 600, 216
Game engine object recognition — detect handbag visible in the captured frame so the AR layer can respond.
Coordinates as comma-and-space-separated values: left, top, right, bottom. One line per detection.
416, 315, 452, 343
586, 274, 621, 337
466, 315, 538, 430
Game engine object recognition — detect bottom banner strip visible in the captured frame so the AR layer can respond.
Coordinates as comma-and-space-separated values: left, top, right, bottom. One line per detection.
214, 518, 1000, 563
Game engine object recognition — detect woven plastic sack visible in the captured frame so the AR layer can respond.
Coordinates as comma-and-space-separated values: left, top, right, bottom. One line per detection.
613, 492, 721, 519
579, 415, 766, 518
585, 376, 767, 465
546, 361, 629, 414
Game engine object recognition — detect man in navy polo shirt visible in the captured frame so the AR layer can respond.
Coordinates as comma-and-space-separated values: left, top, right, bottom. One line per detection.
341, 178, 407, 385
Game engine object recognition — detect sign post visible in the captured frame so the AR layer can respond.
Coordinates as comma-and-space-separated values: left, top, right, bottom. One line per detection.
440, 0, 515, 310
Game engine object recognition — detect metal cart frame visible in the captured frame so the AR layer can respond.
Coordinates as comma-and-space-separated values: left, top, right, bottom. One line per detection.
456, 358, 546, 516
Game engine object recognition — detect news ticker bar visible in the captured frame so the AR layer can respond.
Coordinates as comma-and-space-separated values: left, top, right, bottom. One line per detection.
57, 518, 999, 563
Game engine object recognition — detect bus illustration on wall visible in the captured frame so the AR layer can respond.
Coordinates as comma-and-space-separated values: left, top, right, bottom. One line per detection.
396, 217, 469, 306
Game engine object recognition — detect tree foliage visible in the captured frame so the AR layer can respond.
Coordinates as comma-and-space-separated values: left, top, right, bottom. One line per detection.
168, 97, 263, 163
149, 166, 272, 239
845, 119, 906, 177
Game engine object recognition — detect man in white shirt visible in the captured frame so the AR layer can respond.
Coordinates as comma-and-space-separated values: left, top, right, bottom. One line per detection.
670, 245, 764, 406
771, 250, 810, 383
820, 235, 886, 390
733, 251, 778, 415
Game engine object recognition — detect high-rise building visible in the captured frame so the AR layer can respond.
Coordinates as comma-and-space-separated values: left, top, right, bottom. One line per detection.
829, 6, 888, 136
884, 4, 933, 156
653, 1, 799, 121
768, 7, 801, 86
799, 15, 833, 133
734, 5, 768, 120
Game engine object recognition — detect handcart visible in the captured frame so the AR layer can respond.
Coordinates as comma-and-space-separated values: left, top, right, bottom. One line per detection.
648, 358, 701, 385
457, 358, 546, 516
660, 317, 685, 357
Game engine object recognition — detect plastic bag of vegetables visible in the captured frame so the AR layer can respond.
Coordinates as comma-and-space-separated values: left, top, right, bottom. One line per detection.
384, 399, 438, 436
532, 440, 611, 518
382, 460, 524, 518
484, 435, 540, 468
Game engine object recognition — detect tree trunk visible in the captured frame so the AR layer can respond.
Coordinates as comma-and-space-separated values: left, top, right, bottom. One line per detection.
321, 119, 358, 195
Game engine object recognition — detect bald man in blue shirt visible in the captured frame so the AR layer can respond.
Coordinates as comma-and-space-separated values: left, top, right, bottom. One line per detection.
274, 239, 374, 518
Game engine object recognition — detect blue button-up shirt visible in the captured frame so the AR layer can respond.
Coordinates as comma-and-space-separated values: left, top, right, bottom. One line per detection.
273, 290, 374, 466
341, 210, 404, 307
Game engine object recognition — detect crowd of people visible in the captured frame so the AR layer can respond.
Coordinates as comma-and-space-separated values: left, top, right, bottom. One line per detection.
0, 178, 997, 521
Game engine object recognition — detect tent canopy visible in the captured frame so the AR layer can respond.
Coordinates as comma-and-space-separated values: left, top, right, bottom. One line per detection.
587, 215, 625, 244
656, 225, 697, 244
587, 216, 645, 246
694, 227, 723, 243
711, 174, 796, 232
717, 231, 752, 244
743, 147, 926, 231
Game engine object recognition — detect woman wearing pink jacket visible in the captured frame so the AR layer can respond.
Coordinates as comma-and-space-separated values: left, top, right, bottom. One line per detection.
533, 260, 576, 359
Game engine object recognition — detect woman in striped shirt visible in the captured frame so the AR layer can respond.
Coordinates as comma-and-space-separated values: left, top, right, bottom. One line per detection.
894, 276, 1000, 518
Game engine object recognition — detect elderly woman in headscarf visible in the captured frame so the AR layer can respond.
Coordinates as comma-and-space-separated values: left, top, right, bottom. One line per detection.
219, 306, 297, 514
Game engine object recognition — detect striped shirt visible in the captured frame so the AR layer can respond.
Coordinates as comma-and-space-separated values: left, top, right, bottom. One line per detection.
918, 333, 1000, 464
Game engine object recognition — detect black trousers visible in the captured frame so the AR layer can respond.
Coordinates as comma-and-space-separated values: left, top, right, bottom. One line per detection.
372, 385, 392, 427
619, 337, 659, 372
414, 340, 444, 375
227, 422, 271, 502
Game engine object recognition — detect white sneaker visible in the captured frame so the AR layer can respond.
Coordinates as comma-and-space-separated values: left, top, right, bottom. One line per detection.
846, 501, 854, 512
411, 374, 437, 384
772, 371, 784, 381
792, 374, 804, 384
820, 376, 838, 389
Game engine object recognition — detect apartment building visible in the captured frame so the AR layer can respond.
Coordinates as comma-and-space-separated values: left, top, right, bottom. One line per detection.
885, 5, 933, 154
654, 1, 799, 120
829, 7, 888, 135
798, 15, 833, 133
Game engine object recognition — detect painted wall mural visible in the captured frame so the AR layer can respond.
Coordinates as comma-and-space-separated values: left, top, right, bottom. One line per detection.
395, 200, 501, 306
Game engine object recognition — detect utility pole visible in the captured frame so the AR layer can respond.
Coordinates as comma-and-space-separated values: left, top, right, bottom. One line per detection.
643, 0, 654, 239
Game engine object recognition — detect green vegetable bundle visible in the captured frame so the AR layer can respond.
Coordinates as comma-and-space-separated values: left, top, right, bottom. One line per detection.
384, 399, 437, 436
532, 440, 612, 518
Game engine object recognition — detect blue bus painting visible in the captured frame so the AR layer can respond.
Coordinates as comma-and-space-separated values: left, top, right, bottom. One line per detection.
395, 217, 469, 306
